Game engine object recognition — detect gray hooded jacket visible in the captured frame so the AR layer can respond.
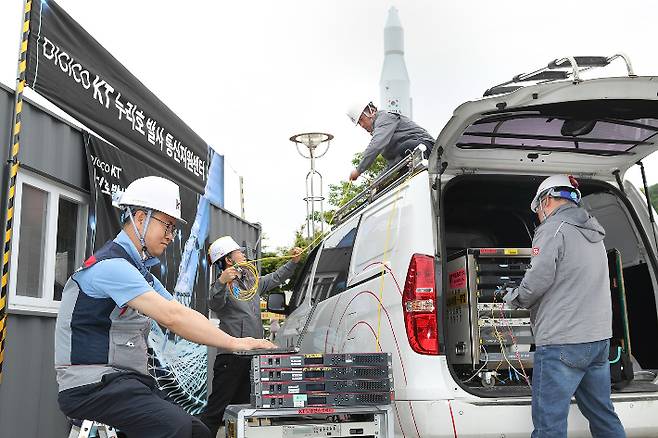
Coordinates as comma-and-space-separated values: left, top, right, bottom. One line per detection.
208, 261, 297, 352
504, 203, 612, 346
357, 111, 434, 174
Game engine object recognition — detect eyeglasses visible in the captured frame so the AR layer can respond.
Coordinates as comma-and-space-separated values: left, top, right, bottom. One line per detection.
151, 216, 177, 235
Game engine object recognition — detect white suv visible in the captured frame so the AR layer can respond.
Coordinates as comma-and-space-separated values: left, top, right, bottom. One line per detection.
268, 56, 658, 437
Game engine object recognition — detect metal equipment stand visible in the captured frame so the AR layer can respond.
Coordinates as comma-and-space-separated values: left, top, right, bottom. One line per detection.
68, 420, 118, 438
224, 404, 394, 438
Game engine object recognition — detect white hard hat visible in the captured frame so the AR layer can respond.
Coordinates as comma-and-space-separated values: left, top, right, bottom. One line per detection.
346, 100, 375, 125
530, 174, 582, 213
209, 236, 241, 264
113, 176, 187, 224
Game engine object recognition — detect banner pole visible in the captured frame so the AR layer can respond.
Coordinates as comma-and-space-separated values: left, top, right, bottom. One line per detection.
0, 0, 33, 385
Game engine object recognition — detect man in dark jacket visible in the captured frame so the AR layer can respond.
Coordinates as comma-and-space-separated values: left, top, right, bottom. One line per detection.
345, 100, 434, 181
199, 236, 301, 436
504, 175, 625, 438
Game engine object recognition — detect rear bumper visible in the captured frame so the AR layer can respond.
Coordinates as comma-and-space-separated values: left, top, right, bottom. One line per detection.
393, 397, 658, 438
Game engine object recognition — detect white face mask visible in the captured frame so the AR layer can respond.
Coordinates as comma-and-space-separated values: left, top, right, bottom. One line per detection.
538, 197, 550, 223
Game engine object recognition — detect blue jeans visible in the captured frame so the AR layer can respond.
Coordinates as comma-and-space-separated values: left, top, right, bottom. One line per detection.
531, 339, 625, 438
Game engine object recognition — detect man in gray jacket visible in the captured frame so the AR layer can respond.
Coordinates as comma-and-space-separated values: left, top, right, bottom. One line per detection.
346, 101, 434, 181
504, 175, 625, 438
199, 236, 301, 436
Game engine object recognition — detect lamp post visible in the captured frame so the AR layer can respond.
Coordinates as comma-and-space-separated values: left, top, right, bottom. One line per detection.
289, 132, 333, 239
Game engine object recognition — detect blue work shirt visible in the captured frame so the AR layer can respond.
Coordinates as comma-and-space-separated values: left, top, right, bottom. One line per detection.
73, 230, 173, 307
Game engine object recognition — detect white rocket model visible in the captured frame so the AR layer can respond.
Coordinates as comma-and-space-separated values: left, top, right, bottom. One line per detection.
380, 6, 411, 118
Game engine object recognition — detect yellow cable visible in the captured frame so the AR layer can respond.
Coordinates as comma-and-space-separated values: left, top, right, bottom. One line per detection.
374, 168, 425, 349
228, 181, 354, 301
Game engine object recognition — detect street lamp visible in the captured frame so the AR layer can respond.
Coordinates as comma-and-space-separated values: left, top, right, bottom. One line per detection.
290, 132, 333, 239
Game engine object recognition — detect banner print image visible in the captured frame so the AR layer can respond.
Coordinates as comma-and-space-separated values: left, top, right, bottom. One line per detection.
85, 133, 210, 413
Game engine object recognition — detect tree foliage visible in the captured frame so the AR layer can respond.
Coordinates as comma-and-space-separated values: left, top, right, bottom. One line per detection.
327, 153, 387, 214
649, 183, 658, 211
258, 226, 322, 295
260, 152, 388, 294
640, 183, 658, 212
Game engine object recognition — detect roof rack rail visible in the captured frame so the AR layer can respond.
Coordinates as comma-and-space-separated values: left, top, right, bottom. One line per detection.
332, 145, 429, 226
483, 53, 635, 97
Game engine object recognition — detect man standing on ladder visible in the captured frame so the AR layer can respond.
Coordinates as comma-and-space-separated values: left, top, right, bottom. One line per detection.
346, 100, 434, 181
199, 236, 301, 436
55, 176, 275, 438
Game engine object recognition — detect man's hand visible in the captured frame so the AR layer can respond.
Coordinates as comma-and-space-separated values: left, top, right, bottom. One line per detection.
290, 247, 303, 263
497, 286, 514, 299
349, 169, 361, 181
219, 267, 240, 285
234, 337, 277, 351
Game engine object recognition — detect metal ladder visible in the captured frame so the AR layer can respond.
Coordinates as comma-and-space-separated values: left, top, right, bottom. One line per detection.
68, 420, 118, 438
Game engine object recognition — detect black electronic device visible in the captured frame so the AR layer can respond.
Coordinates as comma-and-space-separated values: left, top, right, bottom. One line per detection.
253, 392, 392, 408
255, 366, 389, 383
256, 353, 389, 369
253, 378, 392, 396
233, 347, 299, 356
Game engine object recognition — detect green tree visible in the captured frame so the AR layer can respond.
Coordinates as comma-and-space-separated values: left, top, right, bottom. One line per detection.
649, 183, 658, 211
640, 183, 658, 212
262, 152, 388, 293
258, 226, 322, 296
258, 248, 288, 295
326, 153, 387, 218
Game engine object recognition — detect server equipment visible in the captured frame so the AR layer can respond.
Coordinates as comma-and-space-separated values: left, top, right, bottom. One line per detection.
255, 378, 392, 395
446, 248, 535, 384
254, 392, 392, 409
224, 404, 394, 438
255, 365, 390, 383
257, 353, 389, 369
251, 352, 393, 409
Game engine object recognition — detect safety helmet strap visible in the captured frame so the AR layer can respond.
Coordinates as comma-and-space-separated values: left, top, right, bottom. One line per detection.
362, 102, 376, 119
126, 207, 154, 261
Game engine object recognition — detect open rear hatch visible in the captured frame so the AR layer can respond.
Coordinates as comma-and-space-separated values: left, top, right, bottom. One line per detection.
430, 76, 658, 179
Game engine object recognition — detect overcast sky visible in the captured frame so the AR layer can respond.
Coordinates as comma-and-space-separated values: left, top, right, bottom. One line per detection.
1, 0, 657, 249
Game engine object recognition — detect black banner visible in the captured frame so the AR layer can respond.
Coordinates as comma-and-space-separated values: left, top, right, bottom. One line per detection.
26, 0, 208, 193
83, 132, 209, 313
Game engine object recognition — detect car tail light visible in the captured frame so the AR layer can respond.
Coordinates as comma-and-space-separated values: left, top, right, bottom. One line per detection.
402, 254, 440, 355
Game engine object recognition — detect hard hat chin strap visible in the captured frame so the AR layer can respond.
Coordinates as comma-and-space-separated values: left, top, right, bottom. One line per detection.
538, 196, 549, 222
127, 207, 154, 261
363, 103, 376, 118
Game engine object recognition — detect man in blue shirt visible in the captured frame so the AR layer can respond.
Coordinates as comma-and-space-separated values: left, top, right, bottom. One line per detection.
55, 176, 274, 438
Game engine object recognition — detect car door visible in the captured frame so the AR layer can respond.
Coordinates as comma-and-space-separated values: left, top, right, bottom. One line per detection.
300, 216, 361, 353
275, 246, 320, 349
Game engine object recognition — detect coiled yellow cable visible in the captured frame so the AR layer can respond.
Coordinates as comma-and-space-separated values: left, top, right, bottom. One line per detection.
227, 181, 354, 301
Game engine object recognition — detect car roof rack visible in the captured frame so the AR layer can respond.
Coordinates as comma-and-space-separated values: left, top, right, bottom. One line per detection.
483, 54, 636, 97
332, 145, 429, 226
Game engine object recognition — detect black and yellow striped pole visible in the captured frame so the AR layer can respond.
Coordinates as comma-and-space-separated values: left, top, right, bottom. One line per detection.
0, 0, 32, 385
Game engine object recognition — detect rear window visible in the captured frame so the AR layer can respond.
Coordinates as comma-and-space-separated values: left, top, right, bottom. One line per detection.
458, 112, 658, 156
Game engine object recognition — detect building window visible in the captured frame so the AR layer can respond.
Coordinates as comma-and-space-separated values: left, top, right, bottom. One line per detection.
8, 171, 87, 314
